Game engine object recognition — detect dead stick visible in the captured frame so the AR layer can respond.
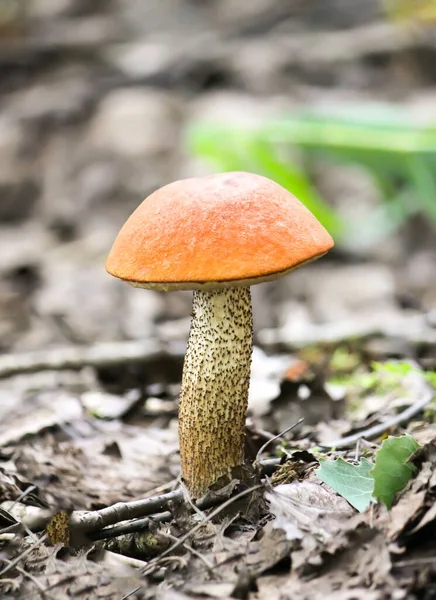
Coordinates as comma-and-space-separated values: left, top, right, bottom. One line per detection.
69, 489, 185, 534
0, 339, 184, 379
70, 458, 280, 536
320, 386, 434, 449
2, 460, 281, 541
90, 512, 170, 541
93, 461, 280, 541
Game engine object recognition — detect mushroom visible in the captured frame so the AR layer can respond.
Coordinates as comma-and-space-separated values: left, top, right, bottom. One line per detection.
106, 171, 334, 498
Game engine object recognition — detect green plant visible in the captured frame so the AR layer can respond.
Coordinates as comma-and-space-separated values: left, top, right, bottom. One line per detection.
316, 434, 420, 511
329, 360, 436, 395
187, 106, 436, 249
383, 0, 436, 24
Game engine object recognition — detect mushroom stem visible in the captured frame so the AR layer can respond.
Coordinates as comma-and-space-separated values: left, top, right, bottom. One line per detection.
178, 287, 253, 498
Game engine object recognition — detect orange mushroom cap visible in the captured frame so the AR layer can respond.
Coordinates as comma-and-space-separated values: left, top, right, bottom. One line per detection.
106, 171, 334, 291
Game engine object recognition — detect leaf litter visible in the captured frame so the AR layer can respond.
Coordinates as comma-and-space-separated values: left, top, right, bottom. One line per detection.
1, 1, 436, 595
0, 336, 435, 599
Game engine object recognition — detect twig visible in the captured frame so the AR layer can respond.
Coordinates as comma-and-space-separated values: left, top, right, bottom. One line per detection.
180, 481, 207, 521
70, 489, 185, 534
15, 564, 46, 594
393, 557, 436, 568
0, 523, 21, 536
165, 532, 215, 573
0, 502, 53, 533
71, 459, 280, 537
142, 484, 263, 573
320, 386, 434, 449
267, 315, 436, 350
0, 533, 48, 577
89, 512, 171, 541
255, 419, 304, 463
92, 475, 270, 542
76, 488, 241, 539
91, 458, 277, 540
0, 339, 184, 380
6, 487, 41, 542
121, 587, 142, 600
0, 459, 280, 543
9, 486, 37, 511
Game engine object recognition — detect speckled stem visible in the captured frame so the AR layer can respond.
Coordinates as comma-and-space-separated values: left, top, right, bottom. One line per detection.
178, 287, 253, 498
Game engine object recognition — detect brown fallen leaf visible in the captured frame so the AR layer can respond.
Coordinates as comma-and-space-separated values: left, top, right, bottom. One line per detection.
13, 423, 179, 511
267, 480, 354, 541
244, 525, 293, 575
386, 490, 427, 540
409, 499, 436, 534
0, 393, 83, 447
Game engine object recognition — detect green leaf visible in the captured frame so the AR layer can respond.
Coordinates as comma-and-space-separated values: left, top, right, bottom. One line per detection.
425, 371, 436, 388
407, 155, 436, 224
371, 434, 420, 509
186, 106, 436, 251
187, 122, 343, 237
245, 136, 343, 235
316, 457, 374, 512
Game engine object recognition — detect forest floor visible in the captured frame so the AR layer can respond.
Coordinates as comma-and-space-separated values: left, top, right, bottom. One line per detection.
1, 1, 436, 598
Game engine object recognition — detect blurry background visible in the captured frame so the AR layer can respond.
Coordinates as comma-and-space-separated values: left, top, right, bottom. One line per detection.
0, 0, 435, 358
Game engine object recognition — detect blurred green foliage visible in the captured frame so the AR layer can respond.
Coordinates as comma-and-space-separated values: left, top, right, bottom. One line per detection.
384, 0, 436, 24
187, 106, 436, 249
330, 359, 436, 392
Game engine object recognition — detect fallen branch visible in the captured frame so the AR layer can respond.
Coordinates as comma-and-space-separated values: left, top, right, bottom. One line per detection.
320, 384, 434, 449
91, 459, 280, 541
279, 22, 436, 67
69, 459, 280, 538
69, 489, 186, 535
0, 339, 184, 379
0, 501, 53, 533
262, 314, 436, 350
2, 459, 281, 545
3, 316, 434, 380
90, 512, 171, 541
